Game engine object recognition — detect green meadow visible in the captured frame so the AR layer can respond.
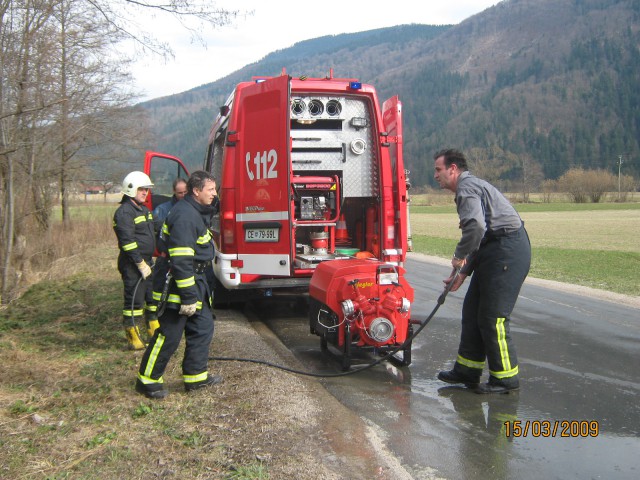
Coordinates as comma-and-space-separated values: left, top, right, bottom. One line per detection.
409, 201, 640, 296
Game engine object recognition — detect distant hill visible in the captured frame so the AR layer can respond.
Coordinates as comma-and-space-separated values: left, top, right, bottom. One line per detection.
139, 0, 640, 188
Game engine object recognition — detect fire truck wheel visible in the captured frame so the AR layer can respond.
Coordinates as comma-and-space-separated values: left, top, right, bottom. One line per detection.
211, 275, 233, 309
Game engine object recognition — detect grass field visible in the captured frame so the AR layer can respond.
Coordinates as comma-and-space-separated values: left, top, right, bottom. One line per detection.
55, 199, 640, 296
0, 246, 333, 479
409, 201, 640, 296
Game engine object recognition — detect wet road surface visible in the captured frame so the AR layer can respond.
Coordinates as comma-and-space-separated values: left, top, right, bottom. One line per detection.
247, 255, 640, 479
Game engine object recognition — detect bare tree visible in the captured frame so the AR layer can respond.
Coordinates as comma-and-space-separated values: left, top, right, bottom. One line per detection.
49, 0, 243, 226
517, 153, 544, 203
46, 0, 139, 227
1, 0, 243, 302
557, 168, 616, 203
86, 0, 242, 59
1, 0, 57, 303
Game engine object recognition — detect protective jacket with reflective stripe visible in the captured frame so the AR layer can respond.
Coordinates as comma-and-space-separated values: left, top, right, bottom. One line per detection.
113, 196, 155, 264
163, 195, 215, 307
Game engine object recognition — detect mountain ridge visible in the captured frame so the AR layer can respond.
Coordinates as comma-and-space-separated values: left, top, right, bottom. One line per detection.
139, 0, 640, 188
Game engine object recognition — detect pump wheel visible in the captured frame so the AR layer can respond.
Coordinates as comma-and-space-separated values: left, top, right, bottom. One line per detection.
341, 324, 352, 371
309, 298, 321, 334
400, 326, 413, 367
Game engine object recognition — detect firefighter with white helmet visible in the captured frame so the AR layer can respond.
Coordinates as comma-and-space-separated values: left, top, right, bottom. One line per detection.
113, 171, 157, 349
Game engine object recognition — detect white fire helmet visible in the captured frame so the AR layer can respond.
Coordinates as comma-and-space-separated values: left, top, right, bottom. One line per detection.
122, 171, 154, 197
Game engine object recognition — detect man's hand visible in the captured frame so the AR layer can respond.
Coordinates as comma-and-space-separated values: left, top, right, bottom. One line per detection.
443, 268, 468, 292
179, 303, 197, 317
136, 260, 152, 280
451, 255, 467, 270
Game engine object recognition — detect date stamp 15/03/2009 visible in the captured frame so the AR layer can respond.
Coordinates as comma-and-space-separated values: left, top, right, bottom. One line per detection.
504, 420, 600, 438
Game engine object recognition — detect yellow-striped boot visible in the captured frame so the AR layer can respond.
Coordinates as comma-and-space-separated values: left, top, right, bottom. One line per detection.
124, 326, 146, 350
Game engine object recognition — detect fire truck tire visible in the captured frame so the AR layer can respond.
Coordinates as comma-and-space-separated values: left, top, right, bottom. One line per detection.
211, 275, 233, 309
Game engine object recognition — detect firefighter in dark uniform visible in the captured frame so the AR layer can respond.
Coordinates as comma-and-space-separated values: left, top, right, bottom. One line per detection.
135, 170, 221, 399
149, 178, 188, 338
113, 171, 156, 350
433, 149, 531, 394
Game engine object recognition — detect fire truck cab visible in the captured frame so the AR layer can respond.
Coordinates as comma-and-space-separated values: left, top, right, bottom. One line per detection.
204, 71, 410, 298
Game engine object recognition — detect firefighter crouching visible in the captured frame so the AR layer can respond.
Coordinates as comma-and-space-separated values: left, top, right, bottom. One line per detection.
135, 170, 221, 399
113, 171, 156, 350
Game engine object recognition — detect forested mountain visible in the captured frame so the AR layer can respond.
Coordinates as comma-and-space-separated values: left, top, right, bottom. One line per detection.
140, 0, 640, 188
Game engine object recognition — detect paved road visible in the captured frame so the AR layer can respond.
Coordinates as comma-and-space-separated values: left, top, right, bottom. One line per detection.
249, 255, 640, 480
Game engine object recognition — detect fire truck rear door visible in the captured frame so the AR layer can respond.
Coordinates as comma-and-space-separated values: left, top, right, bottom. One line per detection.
232, 75, 292, 276
382, 96, 408, 258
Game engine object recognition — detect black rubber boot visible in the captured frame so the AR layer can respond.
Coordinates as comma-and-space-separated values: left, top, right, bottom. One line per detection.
475, 376, 519, 394
437, 369, 480, 388
184, 374, 223, 392
135, 379, 168, 399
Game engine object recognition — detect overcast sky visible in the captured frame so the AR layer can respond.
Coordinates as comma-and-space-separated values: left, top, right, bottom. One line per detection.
127, 1, 499, 101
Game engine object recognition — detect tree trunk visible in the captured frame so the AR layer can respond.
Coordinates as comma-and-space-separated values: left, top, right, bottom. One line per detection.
1, 157, 15, 304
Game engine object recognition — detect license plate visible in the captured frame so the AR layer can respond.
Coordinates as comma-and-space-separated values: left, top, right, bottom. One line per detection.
245, 228, 279, 242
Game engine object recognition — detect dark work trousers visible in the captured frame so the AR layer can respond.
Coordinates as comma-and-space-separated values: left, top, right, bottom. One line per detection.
118, 254, 153, 327
454, 226, 531, 382
138, 279, 214, 383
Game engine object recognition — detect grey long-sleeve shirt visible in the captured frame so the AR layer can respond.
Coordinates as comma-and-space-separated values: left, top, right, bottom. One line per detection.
454, 171, 522, 259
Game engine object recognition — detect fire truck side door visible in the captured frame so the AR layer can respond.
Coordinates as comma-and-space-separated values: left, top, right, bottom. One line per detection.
382, 97, 408, 259
231, 75, 291, 276
143, 150, 190, 211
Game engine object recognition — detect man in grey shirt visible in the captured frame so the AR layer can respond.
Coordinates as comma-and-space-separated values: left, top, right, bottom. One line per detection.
433, 149, 531, 393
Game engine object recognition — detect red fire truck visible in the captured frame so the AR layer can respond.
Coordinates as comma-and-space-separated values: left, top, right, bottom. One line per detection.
145, 70, 415, 368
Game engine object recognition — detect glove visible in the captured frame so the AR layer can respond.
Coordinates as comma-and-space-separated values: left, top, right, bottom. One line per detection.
179, 303, 197, 317
136, 260, 152, 280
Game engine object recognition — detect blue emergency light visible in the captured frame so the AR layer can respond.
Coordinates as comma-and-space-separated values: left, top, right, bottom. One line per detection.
349, 81, 362, 90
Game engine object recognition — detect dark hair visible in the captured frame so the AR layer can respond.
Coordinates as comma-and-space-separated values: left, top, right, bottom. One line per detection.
172, 177, 187, 190
434, 148, 468, 172
187, 170, 216, 194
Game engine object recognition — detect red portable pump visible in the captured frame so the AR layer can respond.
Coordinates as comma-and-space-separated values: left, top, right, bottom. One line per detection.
309, 259, 414, 370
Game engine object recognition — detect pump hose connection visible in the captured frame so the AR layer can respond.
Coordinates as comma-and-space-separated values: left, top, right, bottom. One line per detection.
209, 267, 463, 378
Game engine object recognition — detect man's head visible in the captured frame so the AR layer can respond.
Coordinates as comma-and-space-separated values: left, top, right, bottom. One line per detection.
122, 171, 153, 204
173, 178, 188, 200
433, 148, 468, 192
188, 170, 217, 206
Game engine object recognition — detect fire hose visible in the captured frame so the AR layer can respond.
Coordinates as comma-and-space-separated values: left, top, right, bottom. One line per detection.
208, 267, 463, 378
130, 261, 157, 343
